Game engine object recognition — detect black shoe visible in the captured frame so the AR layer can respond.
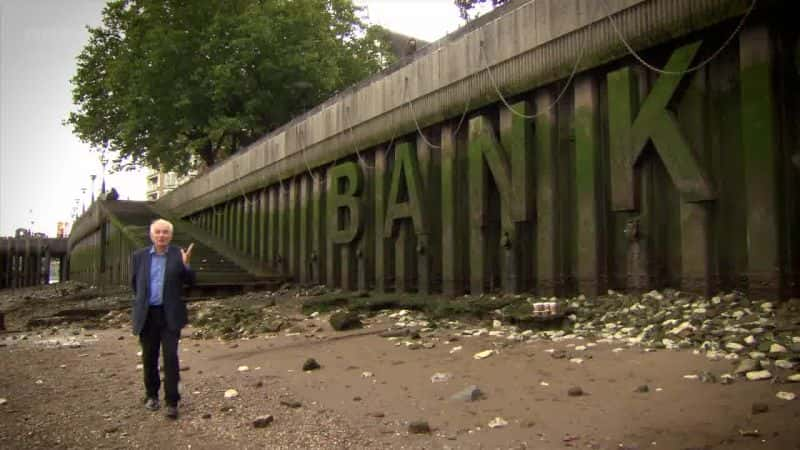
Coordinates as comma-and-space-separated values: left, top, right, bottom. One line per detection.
165, 405, 178, 419
144, 397, 160, 411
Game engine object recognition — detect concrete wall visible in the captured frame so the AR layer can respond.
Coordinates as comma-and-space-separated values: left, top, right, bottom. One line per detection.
152, 0, 796, 298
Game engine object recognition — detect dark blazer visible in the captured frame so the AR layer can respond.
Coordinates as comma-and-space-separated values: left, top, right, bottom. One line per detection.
131, 245, 196, 335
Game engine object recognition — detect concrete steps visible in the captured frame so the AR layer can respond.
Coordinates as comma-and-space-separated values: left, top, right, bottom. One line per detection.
102, 201, 282, 294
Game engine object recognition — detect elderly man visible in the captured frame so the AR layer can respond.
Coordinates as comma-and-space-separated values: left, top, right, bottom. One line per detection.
131, 219, 195, 419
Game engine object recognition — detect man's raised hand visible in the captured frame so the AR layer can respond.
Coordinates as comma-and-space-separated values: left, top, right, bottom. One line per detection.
181, 243, 194, 266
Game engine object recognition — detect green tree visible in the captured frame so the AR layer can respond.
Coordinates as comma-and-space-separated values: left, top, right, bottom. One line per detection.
68, 0, 395, 174
454, 0, 508, 20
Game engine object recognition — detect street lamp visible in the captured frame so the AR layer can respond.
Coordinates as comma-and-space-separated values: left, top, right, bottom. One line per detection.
99, 154, 108, 195
90, 174, 97, 203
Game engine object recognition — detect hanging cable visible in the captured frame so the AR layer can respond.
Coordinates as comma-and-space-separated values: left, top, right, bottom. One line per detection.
598, 0, 757, 75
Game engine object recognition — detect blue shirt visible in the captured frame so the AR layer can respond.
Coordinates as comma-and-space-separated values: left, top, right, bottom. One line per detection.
148, 246, 167, 306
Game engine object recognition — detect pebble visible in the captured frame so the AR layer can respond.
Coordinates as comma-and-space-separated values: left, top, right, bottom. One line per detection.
488, 417, 508, 428
770, 344, 787, 354
734, 359, 760, 374
569, 358, 584, 364
776, 392, 796, 401
224, 389, 239, 399
473, 350, 495, 360
449, 346, 462, 354
361, 371, 374, 378
450, 385, 483, 402
787, 374, 800, 383
775, 360, 796, 370
567, 386, 583, 396
751, 402, 769, 414
237, 365, 250, 372
253, 415, 274, 428
683, 374, 699, 380
302, 358, 321, 371
430, 372, 452, 383
408, 420, 431, 434
0, 398, 6, 405
745, 370, 772, 381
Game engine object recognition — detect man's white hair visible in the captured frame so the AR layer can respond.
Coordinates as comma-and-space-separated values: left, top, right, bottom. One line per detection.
150, 218, 174, 234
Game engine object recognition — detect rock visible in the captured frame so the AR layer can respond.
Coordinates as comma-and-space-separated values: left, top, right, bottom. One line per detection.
699, 371, 717, 383
253, 415, 274, 428
202, 413, 212, 419
734, 359, 760, 375
449, 346, 463, 354
488, 417, 508, 428
329, 311, 362, 331
450, 385, 483, 402
430, 372, 452, 383
280, 400, 302, 408
745, 370, 772, 381
569, 358, 585, 364
751, 402, 769, 414
776, 391, 796, 400
224, 389, 239, 399
770, 343, 788, 354
473, 350, 495, 360
720, 374, 735, 384
744, 335, 757, 345
408, 420, 431, 434
775, 360, 796, 370
567, 386, 584, 396
302, 358, 321, 371
725, 342, 744, 352
634, 385, 649, 393
787, 374, 800, 383
0, 398, 6, 405
379, 329, 410, 338
237, 365, 250, 372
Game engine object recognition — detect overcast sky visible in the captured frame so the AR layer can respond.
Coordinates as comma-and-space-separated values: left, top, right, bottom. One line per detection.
0, 0, 477, 237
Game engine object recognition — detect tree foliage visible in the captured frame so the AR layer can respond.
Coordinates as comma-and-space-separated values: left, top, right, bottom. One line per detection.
68, 0, 395, 174
454, 0, 509, 20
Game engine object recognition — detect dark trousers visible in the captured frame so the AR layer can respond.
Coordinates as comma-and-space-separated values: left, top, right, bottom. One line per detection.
139, 306, 181, 406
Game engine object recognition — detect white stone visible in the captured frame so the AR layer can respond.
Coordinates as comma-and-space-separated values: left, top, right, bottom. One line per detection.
745, 370, 773, 381
361, 371, 374, 378
237, 365, 250, 372
725, 342, 744, 352
732, 311, 745, 320
775, 360, 796, 370
539, 381, 549, 386
430, 372, 450, 383
449, 346, 463, 354
488, 417, 509, 429
492, 320, 502, 329
760, 302, 773, 311
574, 345, 587, 351
793, 336, 800, 343
724, 353, 740, 361
749, 351, 767, 360
770, 344, 788, 354
309, 311, 319, 318
136, 364, 143, 370
787, 374, 800, 383
612, 348, 624, 353
744, 335, 756, 345
224, 389, 239, 399
473, 350, 495, 360
569, 358, 584, 364
711, 296, 721, 304
0, 398, 6, 405
683, 374, 699, 380
776, 391, 796, 401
